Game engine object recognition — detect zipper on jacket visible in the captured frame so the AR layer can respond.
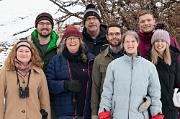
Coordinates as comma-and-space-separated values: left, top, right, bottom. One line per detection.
67, 60, 77, 118
82, 58, 94, 119
128, 56, 133, 119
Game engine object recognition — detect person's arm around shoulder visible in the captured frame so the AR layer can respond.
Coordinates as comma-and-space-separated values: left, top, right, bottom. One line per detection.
38, 69, 51, 119
148, 63, 162, 116
91, 56, 101, 117
0, 68, 7, 118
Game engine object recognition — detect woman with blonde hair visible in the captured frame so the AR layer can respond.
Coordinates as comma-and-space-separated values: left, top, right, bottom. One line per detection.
150, 29, 180, 119
0, 39, 51, 119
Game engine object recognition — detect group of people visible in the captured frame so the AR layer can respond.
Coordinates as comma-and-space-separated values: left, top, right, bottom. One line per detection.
0, 3, 180, 119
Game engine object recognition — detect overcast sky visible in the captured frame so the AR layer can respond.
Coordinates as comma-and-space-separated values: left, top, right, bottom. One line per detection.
0, 0, 83, 43
0, 0, 58, 24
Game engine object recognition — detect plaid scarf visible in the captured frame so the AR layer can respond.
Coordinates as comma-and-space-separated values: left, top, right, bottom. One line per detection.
14, 58, 32, 76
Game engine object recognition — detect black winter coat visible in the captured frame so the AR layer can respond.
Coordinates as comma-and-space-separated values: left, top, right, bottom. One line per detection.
155, 50, 180, 119
82, 24, 108, 56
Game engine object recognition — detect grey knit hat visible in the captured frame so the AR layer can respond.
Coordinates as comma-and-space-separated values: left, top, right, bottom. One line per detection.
151, 29, 170, 45
83, 4, 101, 24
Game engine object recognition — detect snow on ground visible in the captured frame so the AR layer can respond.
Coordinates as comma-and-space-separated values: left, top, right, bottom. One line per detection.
0, 0, 83, 69
0, 0, 59, 68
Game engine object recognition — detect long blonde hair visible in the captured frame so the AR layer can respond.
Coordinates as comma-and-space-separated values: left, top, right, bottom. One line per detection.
4, 39, 43, 70
151, 43, 171, 65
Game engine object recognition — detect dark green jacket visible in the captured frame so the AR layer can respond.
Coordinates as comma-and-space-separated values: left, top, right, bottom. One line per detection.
91, 47, 123, 115
31, 30, 59, 70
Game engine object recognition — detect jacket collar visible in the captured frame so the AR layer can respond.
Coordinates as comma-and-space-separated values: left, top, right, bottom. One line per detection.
103, 46, 110, 57
82, 24, 107, 43
31, 66, 42, 74
103, 46, 124, 58
123, 54, 141, 63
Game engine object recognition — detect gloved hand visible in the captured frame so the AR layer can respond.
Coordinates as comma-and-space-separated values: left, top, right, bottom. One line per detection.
138, 96, 151, 112
64, 80, 82, 93
40, 109, 48, 119
99, 109, 110, 119
151, 114, 164, 119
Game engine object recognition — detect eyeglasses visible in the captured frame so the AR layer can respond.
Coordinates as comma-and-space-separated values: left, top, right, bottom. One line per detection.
108, 32, 121, 37
38, 22, 51, 26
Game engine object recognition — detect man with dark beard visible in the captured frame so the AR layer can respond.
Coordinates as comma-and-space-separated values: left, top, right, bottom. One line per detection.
27, 12, 60, 119
28, 12, 60, 70
91, 23, 124, 119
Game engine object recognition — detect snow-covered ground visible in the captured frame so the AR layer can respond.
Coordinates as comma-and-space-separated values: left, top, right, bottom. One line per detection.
0, 0, 60, 41
0, 0, 83, 69
0, 0, 59, 68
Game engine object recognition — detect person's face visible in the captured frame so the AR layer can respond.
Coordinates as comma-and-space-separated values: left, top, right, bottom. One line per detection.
66, 36, 81, 54
154, 39, 167, 55
16, 46, 32, 64
123, 35, 138, 56
106, 27, 122, 47
85, 16, 100, 33
37, 20, 52, 37
138, 14, 155, 33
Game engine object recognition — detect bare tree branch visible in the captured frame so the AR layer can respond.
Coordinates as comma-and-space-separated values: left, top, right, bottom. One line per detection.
49, 0, 180, 40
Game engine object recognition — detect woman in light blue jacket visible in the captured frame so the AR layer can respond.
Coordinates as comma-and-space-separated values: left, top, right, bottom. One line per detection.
99, 31, 163, 119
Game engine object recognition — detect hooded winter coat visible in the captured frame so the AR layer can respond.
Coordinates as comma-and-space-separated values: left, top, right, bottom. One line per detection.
99, 55, 162, 119
29, 30, 60, 70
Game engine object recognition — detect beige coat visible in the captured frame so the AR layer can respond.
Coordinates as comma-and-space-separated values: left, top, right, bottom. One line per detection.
0, 66, 51, 119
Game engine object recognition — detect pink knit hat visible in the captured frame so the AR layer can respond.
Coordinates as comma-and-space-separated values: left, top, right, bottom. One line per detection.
151, 29, 170, 45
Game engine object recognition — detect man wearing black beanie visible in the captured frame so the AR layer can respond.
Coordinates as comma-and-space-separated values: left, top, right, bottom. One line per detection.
35, 12, 54, 29
82, 4, 108, 56
27, 13, 60, 119
27, 12, 60, 70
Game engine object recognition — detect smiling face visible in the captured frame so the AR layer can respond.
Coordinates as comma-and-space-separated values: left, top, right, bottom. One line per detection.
16, 46, 32, 64
37, 20, 52, 37
138, 14, 155, 33
106, 27, 122, 47
123, 35, 138, 56
85, 16, 100, 34
154, 39, 167, 55
65, 36, 81, 54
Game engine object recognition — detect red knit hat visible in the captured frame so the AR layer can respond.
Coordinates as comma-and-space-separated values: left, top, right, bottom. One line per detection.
62, 25, 83, 41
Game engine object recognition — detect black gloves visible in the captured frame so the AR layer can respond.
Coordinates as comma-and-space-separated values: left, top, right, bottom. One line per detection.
64, 80, 82, 93
40, 109, 48, 119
